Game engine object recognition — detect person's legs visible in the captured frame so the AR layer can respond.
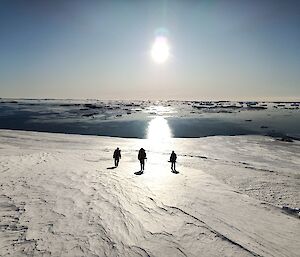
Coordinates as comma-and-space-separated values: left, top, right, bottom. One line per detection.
116, 158, 119, 167
114, 158, 117, 167
141, 160, 145, 171
174, 162, 176, 171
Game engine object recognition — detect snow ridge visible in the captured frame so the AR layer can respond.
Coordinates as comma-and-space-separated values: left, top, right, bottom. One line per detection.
0, 130, 299, 257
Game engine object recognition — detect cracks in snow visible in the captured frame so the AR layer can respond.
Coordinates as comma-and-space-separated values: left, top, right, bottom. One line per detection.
131, 245, 151, 257
161, 204, 262, 257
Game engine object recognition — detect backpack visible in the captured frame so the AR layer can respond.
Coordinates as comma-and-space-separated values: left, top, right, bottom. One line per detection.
113, 150, 120, 158
138, 150, 146, 160
170, 153, 177, 162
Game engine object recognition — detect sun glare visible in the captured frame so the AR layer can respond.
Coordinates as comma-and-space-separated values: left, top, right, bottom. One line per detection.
151, 36, 170, 64
147, 116, 172, 146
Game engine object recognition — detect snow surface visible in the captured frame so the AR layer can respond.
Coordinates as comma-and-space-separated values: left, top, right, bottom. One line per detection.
0, 129, 299, 257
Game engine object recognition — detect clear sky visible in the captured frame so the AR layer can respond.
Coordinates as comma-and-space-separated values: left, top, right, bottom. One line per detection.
0, 0, 299, 101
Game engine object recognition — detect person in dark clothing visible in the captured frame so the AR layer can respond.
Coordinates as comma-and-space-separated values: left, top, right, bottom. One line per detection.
113, 147, 121, 167
170, 151, 177, 171
138, 148, 147, 171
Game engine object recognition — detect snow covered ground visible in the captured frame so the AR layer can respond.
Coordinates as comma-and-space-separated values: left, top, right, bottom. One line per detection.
0, 129, 299, 257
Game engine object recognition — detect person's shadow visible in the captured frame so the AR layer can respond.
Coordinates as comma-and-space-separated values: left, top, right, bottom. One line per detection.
107, 166, 117, 170
134, 171, 144, 175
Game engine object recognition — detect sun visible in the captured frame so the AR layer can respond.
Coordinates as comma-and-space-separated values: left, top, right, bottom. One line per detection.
151, 36, 170, 64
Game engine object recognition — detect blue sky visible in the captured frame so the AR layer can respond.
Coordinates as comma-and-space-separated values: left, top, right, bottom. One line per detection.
0, 0, 299, 100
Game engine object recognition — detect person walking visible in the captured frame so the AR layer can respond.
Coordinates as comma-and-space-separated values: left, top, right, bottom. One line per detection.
138, 148, 147, 172
113, 147, 121, 167
170, 151, 177, 171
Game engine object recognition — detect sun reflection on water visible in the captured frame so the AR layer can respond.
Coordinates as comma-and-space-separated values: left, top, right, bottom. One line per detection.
144, 105, 176, 116
146, 116, 172, 152
147, 116, 172, 141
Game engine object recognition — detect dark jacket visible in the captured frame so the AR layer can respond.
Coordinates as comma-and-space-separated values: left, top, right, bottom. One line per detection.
113, 149, 121, 159
170, 152, 177, 162
138, 149, 146, 160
